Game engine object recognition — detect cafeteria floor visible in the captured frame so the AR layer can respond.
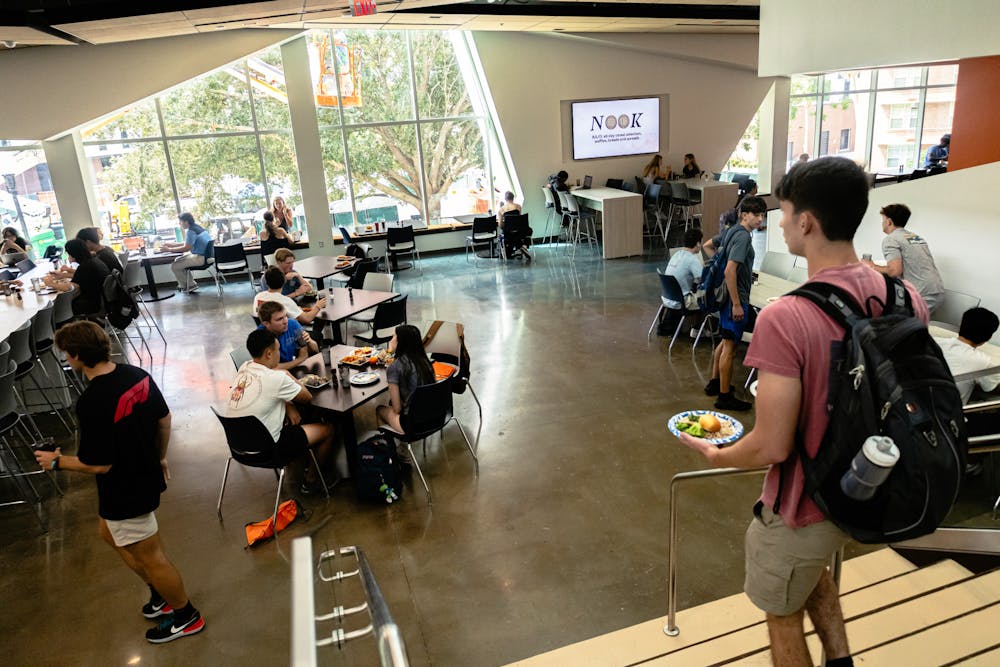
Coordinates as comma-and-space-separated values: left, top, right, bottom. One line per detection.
4, 242, 870, 666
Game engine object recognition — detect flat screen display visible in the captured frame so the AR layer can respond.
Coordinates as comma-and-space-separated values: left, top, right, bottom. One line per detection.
571, 97, 659, 160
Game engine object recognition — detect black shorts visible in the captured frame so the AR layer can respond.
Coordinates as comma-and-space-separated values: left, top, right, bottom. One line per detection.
275, 424, 309, 466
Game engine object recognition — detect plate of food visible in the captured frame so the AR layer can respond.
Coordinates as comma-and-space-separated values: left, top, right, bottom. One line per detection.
335, 261, 351, 269
350, 370, 380, 386
300, 373, 330, 389
371, 349, 395, 366
668, 410, 743, 445
340, 347, 376, 368
336, 255, 353, 261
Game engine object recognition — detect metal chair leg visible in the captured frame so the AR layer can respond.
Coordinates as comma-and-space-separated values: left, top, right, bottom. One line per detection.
271, 468, 285, 543
467, 381, 484, 451
307, 449, 332, 500
668, 309, 688, 353
216, 457, 233, 519
24, 373, 73, 436
407, 442, 431, 502
648, 304, 665, 339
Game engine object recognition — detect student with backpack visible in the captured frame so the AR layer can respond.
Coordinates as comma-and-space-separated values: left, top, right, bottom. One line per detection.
677, 158, 963, 667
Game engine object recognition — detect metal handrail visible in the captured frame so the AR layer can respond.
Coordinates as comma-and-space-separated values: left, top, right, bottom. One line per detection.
291, 538, 410, 667
964, 398, 1000, 413
663, 467, 767, 637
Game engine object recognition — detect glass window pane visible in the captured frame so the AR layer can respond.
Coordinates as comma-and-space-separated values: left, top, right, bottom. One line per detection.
927, 64, 959, 86
822, 70, 872, 93
878, 66, 922, 89
919, 87, 956, 167
421, 119, 488, 221
310, 30, 347, 127
0, 147, 62, 257
248, 46, 291, 130
161, 67, 255, 136
347, 126, 422, 231
790, 75, 819, 95
871, 89, 922, 173
787, 97, 818, 168
340, 31, 414, 124
85, 141, 175, 236
168, 136, 266, 230
410, 32, 474, 120
319, 128, 352, 231
819, 91, 871, 165
724, 112, 759, 181
259, 132, 305, 239
81, 100, 162, 142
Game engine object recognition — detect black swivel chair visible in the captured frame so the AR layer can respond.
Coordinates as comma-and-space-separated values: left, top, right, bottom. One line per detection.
212, 407, 330, 539
378, 377, 477, 502
605, 178, 624, 189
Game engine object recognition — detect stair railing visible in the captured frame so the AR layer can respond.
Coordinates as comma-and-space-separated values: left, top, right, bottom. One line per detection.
292, 537, 410, 667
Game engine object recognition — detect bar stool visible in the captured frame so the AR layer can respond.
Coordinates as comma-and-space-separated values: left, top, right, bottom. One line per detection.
33, 301, 83, 407
9, 320, 73, 436
558, 191, 598, 258
123, 259, 167, 347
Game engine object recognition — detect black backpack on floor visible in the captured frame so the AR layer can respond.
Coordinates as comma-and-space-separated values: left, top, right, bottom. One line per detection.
356, 431, 404, 504
786, 274, 966, 544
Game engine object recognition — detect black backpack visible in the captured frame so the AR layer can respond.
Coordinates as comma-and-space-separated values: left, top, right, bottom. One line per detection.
786, 274, 966, 544
103, 269, 140, 330
356, 431, 404, 504
699, 225, 741, 313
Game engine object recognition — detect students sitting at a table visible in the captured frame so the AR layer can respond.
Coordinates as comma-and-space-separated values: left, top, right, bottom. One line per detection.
253, 267, 326, 325
43, 238, 111, 317
52, 227, 123, 279
704, 195, 767, 411
227, 328, 335, 495
657, 228, 704, 336
376, 325, 436, 435
259, 211, 291, 265
256, 301, 317, 371
641, 154, 670, 185
681, 153, 702, 179
1, 226, 30, 260
258, 248, 315, 298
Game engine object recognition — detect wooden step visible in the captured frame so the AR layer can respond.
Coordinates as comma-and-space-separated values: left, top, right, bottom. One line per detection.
506, 549, 916, 666
854, 605, 1000, 666
729, 568, 1000, 666
952, 645, 1000, 666
640, 558, 972, 666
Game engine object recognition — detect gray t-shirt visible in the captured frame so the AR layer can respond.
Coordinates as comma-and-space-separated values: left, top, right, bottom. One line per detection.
724, 225, 755, 305
386, 356, 432, 406
882, 228, 945, 310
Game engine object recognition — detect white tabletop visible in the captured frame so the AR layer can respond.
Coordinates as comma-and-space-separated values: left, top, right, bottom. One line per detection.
570, 186, 642, 201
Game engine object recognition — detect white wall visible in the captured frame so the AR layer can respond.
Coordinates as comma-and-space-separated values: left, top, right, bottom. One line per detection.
759, 0, 1000, 76
766, 162, 1000, 336
473, 31, 775, 229
0, 29, 300, 140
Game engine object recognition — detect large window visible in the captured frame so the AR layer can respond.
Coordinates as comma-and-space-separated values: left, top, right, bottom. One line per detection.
0, 143, 62, 256
789, 64, 956, 174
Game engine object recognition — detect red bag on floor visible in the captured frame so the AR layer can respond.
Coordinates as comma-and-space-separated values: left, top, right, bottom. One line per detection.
244, 499, 301, 547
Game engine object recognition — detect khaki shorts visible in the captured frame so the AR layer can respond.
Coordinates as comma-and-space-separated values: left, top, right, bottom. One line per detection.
744, 504, 849, 616
105, 512, 158, 547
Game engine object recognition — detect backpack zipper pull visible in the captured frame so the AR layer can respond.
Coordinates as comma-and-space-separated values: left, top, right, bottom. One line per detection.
881, 401, 892, 421
850, 364, 865, 390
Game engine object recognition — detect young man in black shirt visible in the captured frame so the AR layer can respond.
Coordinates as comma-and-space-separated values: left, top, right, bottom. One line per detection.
35, 321, 205, 644
42, 238, 111, 316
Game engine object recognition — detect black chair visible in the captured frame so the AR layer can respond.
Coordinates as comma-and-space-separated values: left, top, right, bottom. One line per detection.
379, 377, 477, 501
353, 295, 407, 346
466, 216, 498, 263
185, 241, 221, 296
643, 183, 668, 242
621, 181, 635, 192
212, 241, 255, 291
212, 407, 329, 536
338, 226, 373, 258
346, 258, 378, 290
500, 213, 532, 261
648, 270, 702, 353
9, 319, 73, 436
634, 176, 647, 195
605, 178, 624, 189
668, 181, 701, 230
384, 225, 421, 275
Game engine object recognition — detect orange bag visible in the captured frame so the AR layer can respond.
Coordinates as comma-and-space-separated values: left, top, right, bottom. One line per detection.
244, 499, 300, 547
432, 361, 456, 382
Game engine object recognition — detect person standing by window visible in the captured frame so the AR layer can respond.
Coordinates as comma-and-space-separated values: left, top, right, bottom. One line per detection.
163, 213, 212, 294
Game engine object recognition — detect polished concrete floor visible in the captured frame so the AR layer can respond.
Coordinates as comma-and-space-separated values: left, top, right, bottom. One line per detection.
4, 240, 980, 666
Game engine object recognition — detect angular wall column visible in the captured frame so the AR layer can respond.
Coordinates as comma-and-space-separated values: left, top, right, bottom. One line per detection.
756, 78, 790, 195
43, 131, 100, 239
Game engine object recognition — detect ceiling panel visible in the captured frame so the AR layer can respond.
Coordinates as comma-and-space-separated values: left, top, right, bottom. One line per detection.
0, 26, 76, 46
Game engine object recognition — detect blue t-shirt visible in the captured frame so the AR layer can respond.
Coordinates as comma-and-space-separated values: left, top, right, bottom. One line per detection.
187, 229, 212, 257
257, 319, 304, 363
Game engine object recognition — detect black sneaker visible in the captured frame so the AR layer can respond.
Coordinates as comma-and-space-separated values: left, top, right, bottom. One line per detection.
142, 598, 173, 620
704, 378, 720, 396
145, 610, 205, 644
715, 393, 753, 411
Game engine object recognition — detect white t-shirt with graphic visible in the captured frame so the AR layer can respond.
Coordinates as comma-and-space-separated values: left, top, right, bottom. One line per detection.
227, 361, 302, 441
252, 291, 303, 319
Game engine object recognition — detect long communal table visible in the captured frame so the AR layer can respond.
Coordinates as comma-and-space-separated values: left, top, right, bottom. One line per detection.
570, 186, 644, 259
0, 261, 59, 341
677, 178, 739, 240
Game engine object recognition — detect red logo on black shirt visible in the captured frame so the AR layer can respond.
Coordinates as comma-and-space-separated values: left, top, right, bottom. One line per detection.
114, 376, 150, 423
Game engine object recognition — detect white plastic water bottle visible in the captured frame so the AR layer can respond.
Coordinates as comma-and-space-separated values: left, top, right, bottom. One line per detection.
840, 436, 900, 501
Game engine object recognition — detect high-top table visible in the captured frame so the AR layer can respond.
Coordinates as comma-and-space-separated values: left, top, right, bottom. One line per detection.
677, 179, 738, 240
292, 255, 358, 290
128, 251, 182, 302
570, 186, 643, 259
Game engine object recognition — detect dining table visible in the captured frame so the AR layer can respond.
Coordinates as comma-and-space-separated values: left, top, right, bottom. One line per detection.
0, 265, 59, 341
129, 251, 182, 302
313, 286, 398, 345
291, 255, 359, 290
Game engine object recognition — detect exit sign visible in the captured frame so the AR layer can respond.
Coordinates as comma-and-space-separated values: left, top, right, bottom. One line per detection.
352, 0, 377, 16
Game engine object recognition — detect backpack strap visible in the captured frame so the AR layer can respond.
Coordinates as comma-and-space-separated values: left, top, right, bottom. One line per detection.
787, 281, 865, 331
880, 273, 914, 317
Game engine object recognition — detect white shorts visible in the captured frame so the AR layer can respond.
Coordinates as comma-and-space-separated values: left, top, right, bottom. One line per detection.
105, 512, 158, 547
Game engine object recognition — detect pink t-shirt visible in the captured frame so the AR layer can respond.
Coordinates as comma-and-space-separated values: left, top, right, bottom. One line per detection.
744, 263, 929, 528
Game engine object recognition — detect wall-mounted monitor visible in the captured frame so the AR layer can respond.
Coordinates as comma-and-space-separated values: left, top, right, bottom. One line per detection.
571, 97, 660, 160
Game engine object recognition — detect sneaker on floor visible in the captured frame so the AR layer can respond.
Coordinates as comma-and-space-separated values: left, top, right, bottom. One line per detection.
185, 284, 199, 294
145, 611, 205, 644
715, 393, 753, 411
142, 598, 173, 620
299, 477, 329, 496
704, 378, 720, 396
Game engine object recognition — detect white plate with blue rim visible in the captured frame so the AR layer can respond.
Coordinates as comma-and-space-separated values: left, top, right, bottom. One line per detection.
668, 410, 744, 445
